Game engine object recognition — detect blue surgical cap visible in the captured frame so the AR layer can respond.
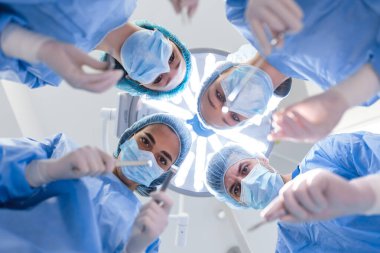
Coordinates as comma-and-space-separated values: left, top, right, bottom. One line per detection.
115, 20, 192, 100
115, 113, 191, 196
205, 145, 264, 208
196, 61, 237, 129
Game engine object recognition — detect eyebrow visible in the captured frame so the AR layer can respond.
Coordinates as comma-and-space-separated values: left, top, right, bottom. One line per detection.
207, 90, 216, 109
161, 150, 173, 163
144, 132, 156, 145
222, 117, 233, 127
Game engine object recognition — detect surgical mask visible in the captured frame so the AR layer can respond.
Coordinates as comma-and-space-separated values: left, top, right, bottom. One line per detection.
240, 161, 284, 209
221, 65, 273, 118
119, 138, 164, 186
120, 29, 172, 85
159, 58, 186, 91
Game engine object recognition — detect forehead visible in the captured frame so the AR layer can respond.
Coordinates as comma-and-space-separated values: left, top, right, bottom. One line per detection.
223, 158, 257, 186
138, 123, 176, 137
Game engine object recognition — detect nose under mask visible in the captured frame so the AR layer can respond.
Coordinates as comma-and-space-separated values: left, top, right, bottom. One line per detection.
120, 29, 172, 85
119, 138, 164, 187
239, 160, 284, 209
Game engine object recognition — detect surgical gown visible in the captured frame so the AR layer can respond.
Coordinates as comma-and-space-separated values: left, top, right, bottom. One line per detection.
0, 133, 159, 253
226, 0, 380, 105
277, 132, 380, 253
0, 0, 136, 88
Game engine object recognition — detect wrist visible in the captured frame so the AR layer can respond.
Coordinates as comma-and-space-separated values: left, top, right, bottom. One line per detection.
36, 40, 59, 63
25, 160, 52, 187
1, 23, 53, 63
331, 64, 380, 108
349, 179, 376, 214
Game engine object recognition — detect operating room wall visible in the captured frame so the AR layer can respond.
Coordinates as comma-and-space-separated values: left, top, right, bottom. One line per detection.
0, 83, 22, 137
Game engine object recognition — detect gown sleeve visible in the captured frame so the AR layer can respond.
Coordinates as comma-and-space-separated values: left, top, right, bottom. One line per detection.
0, 133, 67, 203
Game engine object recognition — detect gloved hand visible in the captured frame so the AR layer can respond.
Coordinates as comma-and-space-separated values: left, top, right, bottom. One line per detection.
268, 64, 380, 143
169, 0, 199, 18
261, 169, 375, 222
245, 0, 303, 55
125, 192, 173, 253
1, 23, 123, 93
37, 40, 124, 92
26, 146, 116, 187
268, 89, 348, 143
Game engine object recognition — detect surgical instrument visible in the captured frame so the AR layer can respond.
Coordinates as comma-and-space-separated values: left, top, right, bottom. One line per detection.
115, 160, 153, 168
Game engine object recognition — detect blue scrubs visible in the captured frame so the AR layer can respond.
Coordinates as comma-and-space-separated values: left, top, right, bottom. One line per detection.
277, 132, 380, 253
226, 0, 380, 105
0, 0, 136, 88
0, 133, 159, 253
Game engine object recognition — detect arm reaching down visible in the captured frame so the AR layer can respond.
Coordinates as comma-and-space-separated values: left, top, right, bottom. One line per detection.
269, 64, 380, 142
1, 23, 123, 92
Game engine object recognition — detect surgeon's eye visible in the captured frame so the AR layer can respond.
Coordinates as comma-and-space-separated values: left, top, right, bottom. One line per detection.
231, 112, 241, 122
241, 164, 249, 175
158, 156, 168, 166
168, 52, 175, 64
140, 137, 151, 148
232, 183, 241, 197
153, 74, 163, 84
216, 90, 225, 103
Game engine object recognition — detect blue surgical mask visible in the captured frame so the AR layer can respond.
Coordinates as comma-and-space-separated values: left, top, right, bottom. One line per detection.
240, 161, 284, 209
119, 138, 164, 186
221, 65, 273, 118
120, 29, 172, 85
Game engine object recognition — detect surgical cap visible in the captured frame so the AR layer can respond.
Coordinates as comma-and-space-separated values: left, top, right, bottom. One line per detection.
196, 61, 237, 129
205, 145, 265, 208
115, 20, 192, 100
115, 113, 191, 196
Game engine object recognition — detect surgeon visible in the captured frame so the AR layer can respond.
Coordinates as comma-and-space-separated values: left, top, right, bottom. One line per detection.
0, 113, 191, 253
197, 53, 292, 130
205, 131, 380, 252
98, 20, 192, 99
0, 0, 192, 98
203, 0, 380, 141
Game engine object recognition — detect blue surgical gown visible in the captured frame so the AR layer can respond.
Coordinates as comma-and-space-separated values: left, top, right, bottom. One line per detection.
0, 133, 159, 253
226, 0, 380, 105
0, 0, 136, 88
277, 132, 380, 253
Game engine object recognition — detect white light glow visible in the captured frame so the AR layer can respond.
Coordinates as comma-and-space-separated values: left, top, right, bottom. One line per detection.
194, 136, 207, 191
174, 152, 195, 187
221, 106, 229, 114
182, 86, 197, 113
142, 100, 193, 119
189, 56, 200, 93
202, 53, 217, 82
208, 135, 223, 151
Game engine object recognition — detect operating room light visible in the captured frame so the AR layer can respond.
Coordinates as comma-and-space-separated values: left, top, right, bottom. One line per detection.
117, 48, 273, 196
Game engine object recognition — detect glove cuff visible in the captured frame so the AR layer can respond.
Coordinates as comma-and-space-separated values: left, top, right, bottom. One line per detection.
25, 160, 51, 187
1, 23, 53, 63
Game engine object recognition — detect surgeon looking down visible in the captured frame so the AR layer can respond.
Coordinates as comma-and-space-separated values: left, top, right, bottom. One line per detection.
197, 56, 292, 130
225, 0, 380, 142
205, 131, 380, 252
0, 113, 191, 253
0, 0, 191, 97
98, 21, 191, 99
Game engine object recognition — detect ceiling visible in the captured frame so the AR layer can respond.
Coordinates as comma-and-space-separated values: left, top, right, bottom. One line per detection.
1, 0, 380, 252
